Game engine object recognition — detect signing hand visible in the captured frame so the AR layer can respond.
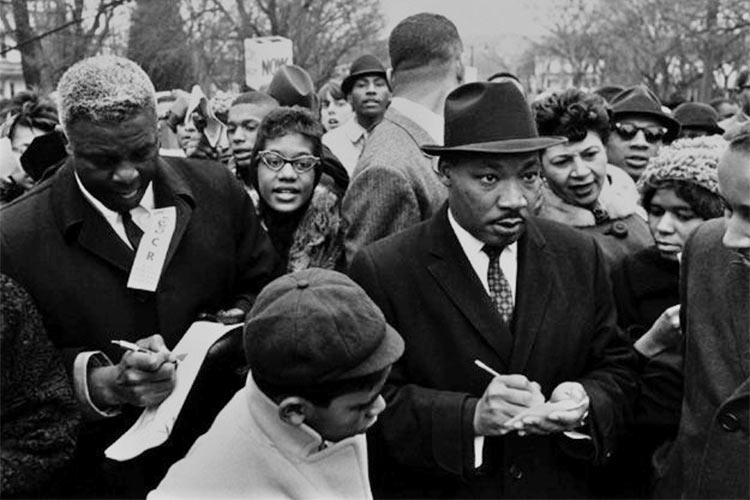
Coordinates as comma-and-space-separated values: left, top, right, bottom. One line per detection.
90, 334, 177, 408
473, 374, 545, 436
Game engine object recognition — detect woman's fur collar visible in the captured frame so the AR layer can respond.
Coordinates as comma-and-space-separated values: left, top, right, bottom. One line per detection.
247, 183, 345, 272
539, 164, 644, 227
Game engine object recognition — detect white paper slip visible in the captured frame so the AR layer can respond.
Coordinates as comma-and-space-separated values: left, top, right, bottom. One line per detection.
105, 321, 241, 461
127, 206, 176, 292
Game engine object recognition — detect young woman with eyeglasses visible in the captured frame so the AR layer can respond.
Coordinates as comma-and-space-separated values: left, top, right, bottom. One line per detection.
240, 107, 346, 272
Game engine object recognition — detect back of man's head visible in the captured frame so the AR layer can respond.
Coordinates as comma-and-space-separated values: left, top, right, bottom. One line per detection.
57, 55, 156, 135
389, 13, 462, 76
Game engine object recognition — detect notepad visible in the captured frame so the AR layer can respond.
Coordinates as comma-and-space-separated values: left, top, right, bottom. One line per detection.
105, 321, 241, 461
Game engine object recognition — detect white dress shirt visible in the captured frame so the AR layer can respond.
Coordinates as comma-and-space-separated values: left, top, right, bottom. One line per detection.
323, 118, 367, 176
72, 173, 156, 418
74, 172, 155, 250
447, 208, 518, 467
447, 209, 518, 301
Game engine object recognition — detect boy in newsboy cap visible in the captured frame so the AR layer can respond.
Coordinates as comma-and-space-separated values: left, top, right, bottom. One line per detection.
150, 268, 404, 500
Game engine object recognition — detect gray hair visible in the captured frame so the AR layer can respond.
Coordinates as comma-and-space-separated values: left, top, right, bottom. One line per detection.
56, 55, 157, 133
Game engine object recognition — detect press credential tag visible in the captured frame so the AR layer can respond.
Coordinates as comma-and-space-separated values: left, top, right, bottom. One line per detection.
127, 207, 176, 292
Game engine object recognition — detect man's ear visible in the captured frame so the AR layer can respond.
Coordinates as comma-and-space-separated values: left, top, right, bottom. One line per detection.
278, 396, 313, 427
436, 158, 452, 187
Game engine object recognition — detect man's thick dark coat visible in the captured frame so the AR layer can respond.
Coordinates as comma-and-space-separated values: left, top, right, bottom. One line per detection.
349, 206, 638, 499
659, 219, 749, 499
0, 156, 282, 497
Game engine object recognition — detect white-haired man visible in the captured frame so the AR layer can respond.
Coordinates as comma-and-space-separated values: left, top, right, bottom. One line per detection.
0, 55, 281, 498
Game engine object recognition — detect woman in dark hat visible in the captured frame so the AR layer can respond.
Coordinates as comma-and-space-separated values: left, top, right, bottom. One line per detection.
240, 106, 346, 273
533, 88, 654, 271
602, 135, 726, 498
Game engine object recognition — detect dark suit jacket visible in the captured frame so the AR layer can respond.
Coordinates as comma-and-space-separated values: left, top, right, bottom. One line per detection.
658, 219, 749, 499
349, 206, 638, 499
0, 156, 282, 497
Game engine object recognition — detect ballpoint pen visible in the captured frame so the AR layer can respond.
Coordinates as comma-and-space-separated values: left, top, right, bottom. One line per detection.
111, 339, 155, 354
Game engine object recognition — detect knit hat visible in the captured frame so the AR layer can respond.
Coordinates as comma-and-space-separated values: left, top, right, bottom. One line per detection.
244, 269, 404, 387
637, 135, 728, 196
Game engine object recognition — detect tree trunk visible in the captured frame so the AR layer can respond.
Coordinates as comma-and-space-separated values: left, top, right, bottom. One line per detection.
698, 0, 719, 101
11, 0, 49, 90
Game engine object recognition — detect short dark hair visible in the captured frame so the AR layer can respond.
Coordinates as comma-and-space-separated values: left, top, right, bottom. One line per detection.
532, 88, 611, 144
231, 90, 278, 108
3, 90, 59, 138
388, 13, 462, 73
242, 106, 324, 186
254, 367, 389, 407
317, 80, 345, 102
641, 179, 724, 220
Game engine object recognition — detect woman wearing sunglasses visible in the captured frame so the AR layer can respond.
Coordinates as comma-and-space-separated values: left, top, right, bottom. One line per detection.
241, 107, 346, 272
532, 88, 654, 271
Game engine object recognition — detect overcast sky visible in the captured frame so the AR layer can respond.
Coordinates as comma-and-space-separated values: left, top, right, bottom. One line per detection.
379, 0, 551, 39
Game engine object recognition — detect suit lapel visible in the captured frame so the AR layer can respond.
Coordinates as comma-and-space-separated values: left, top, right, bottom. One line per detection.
508, 219, 553, 374
52, 162, 133, 272
153, 158, 195, 273
426, 207, 514, 369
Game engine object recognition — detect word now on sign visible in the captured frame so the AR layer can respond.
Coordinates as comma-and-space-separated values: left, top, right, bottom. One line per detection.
244, 36, 294, 90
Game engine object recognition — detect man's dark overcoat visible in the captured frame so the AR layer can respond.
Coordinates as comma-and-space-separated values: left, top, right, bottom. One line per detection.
658, 219, 749, 499
349, 205, 638, 499
0, 156, 281, 497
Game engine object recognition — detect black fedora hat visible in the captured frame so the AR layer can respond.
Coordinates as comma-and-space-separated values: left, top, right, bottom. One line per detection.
610, 85, 680, 142
341, 54, 390, 96
421, 81, 566, 155
672, 102, 724, 135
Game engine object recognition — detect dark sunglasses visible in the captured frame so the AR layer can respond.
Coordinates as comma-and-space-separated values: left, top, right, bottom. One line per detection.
612, 122, 667, 143
258, 150, 320, 173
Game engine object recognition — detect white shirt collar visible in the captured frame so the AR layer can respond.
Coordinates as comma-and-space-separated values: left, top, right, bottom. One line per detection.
341, 118, 367, 143
447, 208, 518, 301
74, 170, 154, 219
447, 208, 517, 258
390, 97, 444, 144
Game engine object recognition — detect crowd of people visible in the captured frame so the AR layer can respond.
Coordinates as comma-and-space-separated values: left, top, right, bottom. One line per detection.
0, 10, 748, 500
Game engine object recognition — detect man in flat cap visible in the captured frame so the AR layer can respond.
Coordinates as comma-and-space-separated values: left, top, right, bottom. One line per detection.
349, 81, 637, 498
0, 55, 281, 497
151, 269, 404, 499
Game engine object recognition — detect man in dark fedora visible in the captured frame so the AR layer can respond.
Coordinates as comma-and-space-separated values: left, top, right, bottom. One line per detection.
673, 102, 724, 139
606, 85, 680, 182
349, 81, 638, 499
324, 54, 391, 174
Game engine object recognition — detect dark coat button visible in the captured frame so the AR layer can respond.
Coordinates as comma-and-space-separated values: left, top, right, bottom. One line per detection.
509, 464, 523, 480
608, 221, 629, 239
718, 412, 740, 432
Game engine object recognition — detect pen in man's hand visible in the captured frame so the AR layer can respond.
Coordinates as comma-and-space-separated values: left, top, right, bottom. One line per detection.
474, 359, 502, 378
111, 339, 155, 354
